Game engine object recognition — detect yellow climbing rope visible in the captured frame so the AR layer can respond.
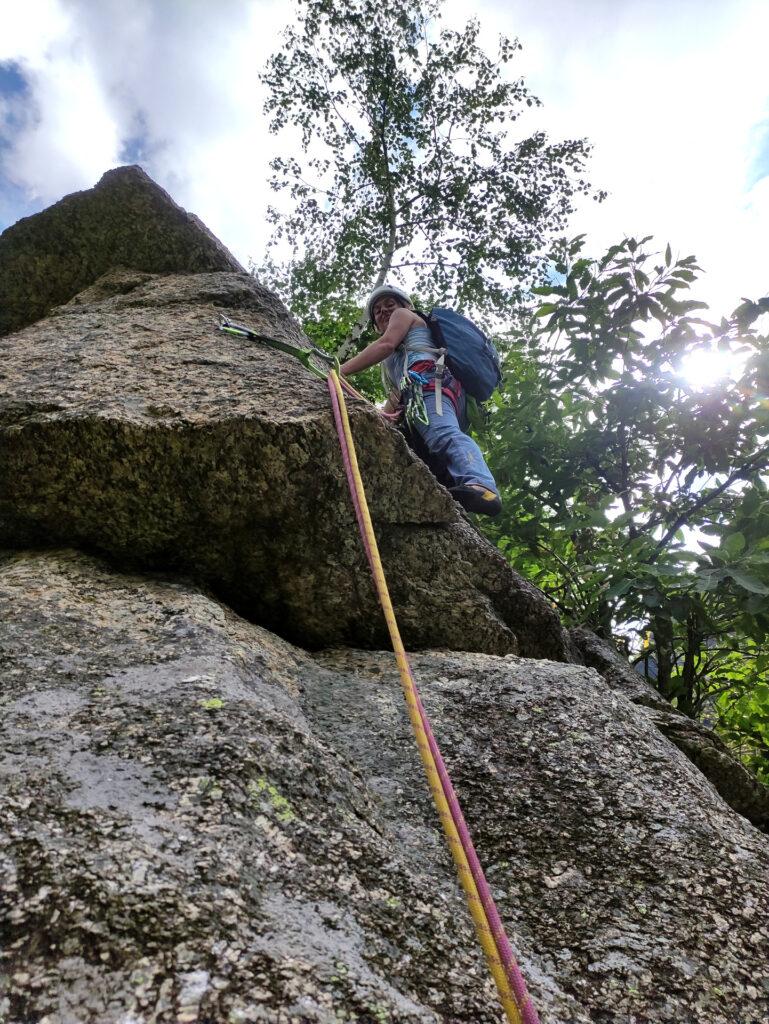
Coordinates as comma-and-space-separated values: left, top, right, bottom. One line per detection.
328, 369, 531, 1024
214, 315, 538, 1021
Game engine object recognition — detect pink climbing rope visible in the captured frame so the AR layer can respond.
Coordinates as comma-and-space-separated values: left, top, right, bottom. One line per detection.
327, 375, 540, 1024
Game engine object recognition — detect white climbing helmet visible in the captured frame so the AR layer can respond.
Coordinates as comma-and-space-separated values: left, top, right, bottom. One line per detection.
366, 284, 412, 322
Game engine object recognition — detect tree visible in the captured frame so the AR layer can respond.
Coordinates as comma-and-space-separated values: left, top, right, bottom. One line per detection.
482, 236, 769, 768
260, 0, 601, 348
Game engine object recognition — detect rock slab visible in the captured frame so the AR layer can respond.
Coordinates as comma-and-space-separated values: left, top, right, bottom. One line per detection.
0, 266, 568, 660
570, 626, 769, 833
0, 165, 243, 336
1, 550, 768, 1024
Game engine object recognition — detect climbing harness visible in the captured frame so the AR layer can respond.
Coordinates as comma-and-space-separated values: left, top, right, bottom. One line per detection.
327, 370, 539, 1024
215, 318, 537, 1020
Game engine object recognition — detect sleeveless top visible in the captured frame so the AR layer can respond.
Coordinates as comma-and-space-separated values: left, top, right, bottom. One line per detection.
382, 324, 438, 391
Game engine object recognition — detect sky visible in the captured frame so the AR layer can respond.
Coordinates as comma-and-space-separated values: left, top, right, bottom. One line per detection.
1, 0, 768, 320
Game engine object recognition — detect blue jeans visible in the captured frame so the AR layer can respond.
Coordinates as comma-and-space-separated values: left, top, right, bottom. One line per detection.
409, 383, 498, 495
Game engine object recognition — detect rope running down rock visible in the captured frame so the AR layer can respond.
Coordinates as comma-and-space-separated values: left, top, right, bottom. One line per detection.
327, 368, 539, 1024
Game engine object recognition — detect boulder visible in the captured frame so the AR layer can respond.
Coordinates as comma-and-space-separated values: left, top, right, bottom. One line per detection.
570, 627, 769, 833
1, 550, 768, 1024
0, 265, 568, 660
0, 165, 243, 336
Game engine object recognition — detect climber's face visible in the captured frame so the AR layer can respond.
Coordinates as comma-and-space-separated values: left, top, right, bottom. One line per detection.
372, 296, 401, 334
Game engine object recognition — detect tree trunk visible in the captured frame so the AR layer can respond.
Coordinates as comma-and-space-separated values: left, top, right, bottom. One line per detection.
335, 252, 395, 360
677, 616, 699, 717
652, 616, 675, 701
336, 107, 399, 360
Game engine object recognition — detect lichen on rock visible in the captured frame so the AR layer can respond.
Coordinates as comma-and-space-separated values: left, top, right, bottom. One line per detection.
570, 626, 769, 833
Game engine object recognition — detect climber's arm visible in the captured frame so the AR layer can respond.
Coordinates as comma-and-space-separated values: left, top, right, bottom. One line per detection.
340, 309, 411, 376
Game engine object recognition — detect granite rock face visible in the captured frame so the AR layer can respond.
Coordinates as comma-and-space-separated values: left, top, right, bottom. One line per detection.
3, 171, 769, 1024
1, 550, 768, 1024
570, 627, 769, 833
0, 265, 567, 660
0, 165, 243, 336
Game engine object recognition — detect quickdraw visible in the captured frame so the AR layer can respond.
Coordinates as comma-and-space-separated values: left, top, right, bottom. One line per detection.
400, 368, 430, 428
218, 314, 333, 376
217, 315, 367, 404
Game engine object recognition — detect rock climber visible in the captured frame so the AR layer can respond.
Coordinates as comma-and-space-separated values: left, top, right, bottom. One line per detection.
340, 285, 502, 516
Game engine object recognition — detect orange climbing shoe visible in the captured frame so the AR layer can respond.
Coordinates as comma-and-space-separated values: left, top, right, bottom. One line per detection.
450, 484, 502, 517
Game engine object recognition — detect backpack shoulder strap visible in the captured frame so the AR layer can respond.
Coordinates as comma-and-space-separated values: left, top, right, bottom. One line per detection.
414, 309, 447, 416
416, 307, 437, 336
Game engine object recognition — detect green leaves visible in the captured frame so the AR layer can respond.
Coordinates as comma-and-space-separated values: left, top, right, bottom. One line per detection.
726, 569, 769, 596
722, 532, 746, 557
717, 670, 769, 784
261, 0, 600, 329
484, 233, 769, 773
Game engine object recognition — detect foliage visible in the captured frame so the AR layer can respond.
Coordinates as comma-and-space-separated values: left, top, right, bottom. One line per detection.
716, 668, 769, 784
252, 256, 385, 401
482, 236, 769, 769
260, 0, 600, 337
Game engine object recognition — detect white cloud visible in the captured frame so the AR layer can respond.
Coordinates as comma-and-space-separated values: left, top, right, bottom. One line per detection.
0, 0, 72, 64
1, 1, 121, 201
7, 59, 122, 202
1, 0, 768, 316
0, 0, 287, 264
447, 0, 769, 314
64, 0, 287, 266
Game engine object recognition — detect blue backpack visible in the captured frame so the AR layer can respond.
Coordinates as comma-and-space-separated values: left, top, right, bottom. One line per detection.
419, 308, 502, 402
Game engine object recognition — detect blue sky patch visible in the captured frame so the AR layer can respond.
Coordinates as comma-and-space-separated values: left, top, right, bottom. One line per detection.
747, 120, 769, 191
0, 183, 43, 235
120, 134, 147, 164
119, 111, 153, 166
0, 60, 31, 144
0, 61, 38, 233
0, 61, 28, 100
